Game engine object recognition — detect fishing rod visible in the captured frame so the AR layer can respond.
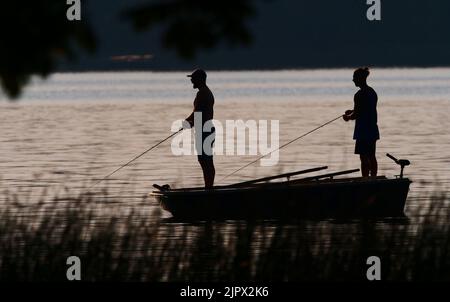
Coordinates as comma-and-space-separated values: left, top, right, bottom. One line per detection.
88, 128, 183, 191
221, 114, 344, 182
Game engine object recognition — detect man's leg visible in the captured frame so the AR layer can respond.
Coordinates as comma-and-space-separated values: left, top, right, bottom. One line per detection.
206, 159, 215, 188
198, 126, 215, 188
199, 158, 215, 188
369, 154, 378, 177
360, 155, 370, 177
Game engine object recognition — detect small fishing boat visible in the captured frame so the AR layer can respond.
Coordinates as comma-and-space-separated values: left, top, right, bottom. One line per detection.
150, 154, 412, 220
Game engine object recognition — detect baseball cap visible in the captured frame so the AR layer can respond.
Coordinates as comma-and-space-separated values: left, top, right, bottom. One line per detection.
187, 69, 207, 80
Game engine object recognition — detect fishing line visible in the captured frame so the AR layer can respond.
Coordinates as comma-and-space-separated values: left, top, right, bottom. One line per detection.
221, 114, 344, 182
87, 128, 183, 191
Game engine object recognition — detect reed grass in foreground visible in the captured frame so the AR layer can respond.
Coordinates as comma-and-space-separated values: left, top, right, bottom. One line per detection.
0, 187, 449, 281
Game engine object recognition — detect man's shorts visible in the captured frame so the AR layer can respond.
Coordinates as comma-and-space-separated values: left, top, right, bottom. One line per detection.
196, 127, 215, 161
355, 139, 377, 155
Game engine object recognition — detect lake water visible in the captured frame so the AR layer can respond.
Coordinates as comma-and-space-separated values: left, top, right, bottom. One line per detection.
0, 68, 449, 217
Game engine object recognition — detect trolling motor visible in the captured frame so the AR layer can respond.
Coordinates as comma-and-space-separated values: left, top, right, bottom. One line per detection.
386, 153, 410, 178
153, 184, 171, 191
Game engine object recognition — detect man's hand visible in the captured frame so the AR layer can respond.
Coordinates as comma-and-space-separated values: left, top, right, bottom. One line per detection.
343, 109, 353, 122
184, 118, 193, 128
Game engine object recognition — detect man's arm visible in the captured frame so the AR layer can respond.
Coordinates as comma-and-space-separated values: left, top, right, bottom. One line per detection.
185, 91, 203, 127
185, 111, 194, 127
343, 94, 359, 121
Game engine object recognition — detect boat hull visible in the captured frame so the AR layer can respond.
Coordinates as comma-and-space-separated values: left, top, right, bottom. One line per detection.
151, 177, 411, 220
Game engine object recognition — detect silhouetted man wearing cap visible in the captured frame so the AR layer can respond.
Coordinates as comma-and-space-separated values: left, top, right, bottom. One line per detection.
185, 69, 215, 188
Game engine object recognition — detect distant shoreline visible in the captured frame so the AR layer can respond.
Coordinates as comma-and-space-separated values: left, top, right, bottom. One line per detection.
54, 65, 450, 74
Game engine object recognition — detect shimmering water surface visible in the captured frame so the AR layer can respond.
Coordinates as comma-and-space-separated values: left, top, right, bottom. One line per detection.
0, 68, 449, 217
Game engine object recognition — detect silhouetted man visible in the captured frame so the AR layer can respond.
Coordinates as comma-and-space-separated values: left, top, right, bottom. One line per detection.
343, 67, 380, 177
185, 69, 215, 188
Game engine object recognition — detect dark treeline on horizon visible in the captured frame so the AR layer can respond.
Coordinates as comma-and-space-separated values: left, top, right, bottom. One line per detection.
63, 0, 450, 71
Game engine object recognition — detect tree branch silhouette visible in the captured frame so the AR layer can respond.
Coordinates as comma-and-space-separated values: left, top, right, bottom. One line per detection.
123, 0, 256, 59
0, 0, 257, 99
0, 1, 96, 99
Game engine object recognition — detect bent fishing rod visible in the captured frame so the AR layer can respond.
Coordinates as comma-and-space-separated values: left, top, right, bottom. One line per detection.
88, 128, 183, 191
221, 114, 344, 182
